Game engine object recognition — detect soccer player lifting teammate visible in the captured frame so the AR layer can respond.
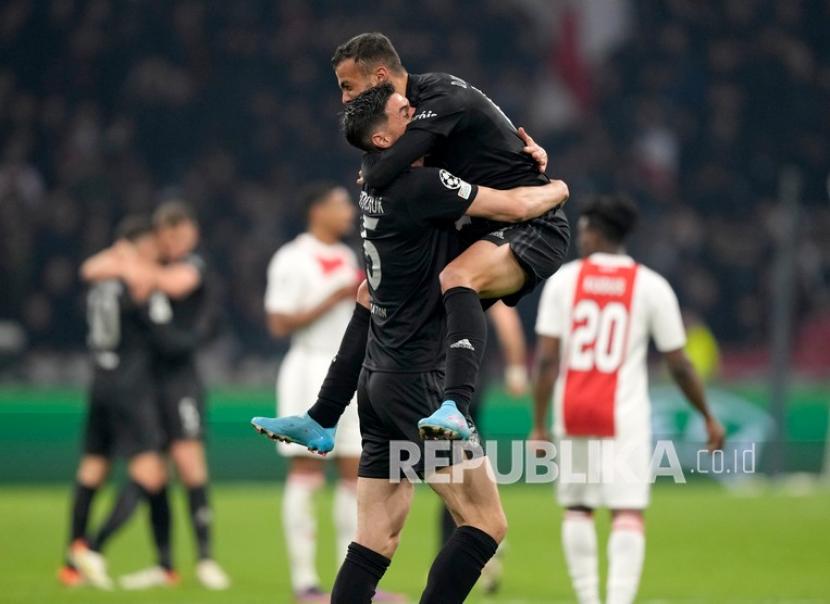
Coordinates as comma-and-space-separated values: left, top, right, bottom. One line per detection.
254, 81, 567, 604
531, 195, 725, 604
255, 31, 569, 452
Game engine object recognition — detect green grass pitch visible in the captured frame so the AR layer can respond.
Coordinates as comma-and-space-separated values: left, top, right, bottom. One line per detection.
1, 482, 828, 603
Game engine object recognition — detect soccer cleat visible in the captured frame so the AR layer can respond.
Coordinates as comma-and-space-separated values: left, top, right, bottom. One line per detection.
373, 589, 409, 602
251, 413, 336, 455
70, 541, 114, 590
294, 586, 331, 602
57, 564, 84, 587
196, 559, 231, 590
417, 401, 472, 441
480, 541, 506, 595
119, 566, 180, 590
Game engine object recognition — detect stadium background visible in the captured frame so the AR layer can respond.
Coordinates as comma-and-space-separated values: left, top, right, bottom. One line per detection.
0, 1, 828, 602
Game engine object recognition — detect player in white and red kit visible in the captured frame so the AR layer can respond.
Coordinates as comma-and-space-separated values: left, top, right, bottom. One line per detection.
531, 195, 724, 604
264, 184, 365, 602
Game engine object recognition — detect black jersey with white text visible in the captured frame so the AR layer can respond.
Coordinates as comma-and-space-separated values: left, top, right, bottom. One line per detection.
360, 161, 478, 373
86, 279, 154, 387
364, 72, 548, 193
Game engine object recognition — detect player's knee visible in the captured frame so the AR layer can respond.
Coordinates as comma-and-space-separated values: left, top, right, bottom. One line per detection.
439, 264, 475, 293
611, 509, 645, 532
77, 456, 109, 487
356, 526, 401, 559
488, 509, 509, 543
470, 508, 508, 544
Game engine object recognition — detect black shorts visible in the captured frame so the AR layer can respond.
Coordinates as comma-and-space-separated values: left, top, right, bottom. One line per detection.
83, 377, 164, 459
156, 362, 206, 443
481, 206, 570, 306
357, 368, 482, 480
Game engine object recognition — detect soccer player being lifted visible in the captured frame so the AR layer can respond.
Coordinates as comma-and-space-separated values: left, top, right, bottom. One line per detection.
532, 195, 725, 604
257, 81, 568, 603
256, 32, 568, 452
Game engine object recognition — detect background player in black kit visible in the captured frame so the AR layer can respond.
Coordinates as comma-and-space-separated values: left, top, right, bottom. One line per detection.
134, 202, 230, 590
61, 216, 172, 590
331, 32, 571, 440
74, 202, 229, 590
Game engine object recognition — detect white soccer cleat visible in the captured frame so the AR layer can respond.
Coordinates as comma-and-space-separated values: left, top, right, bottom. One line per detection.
480, 540, 507, 595
119, 566, 179, 590
70, 543, 114, 590
196, 559, 231, 590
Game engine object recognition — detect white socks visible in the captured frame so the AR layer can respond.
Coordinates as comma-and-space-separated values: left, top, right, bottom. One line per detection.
282, 473, 323, 592
562, 509, 645, 604
333, 480, 358, 563
607, 513, 645, 604
562, 510, 601, 604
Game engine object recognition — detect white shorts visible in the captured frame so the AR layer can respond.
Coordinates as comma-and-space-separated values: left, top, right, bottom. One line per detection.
555, 433, 651, 510
276, 348, 361, 459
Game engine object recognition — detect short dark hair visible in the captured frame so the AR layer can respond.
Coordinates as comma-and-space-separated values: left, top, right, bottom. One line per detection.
343, 82, 396, 151
300, 182, 341, 217
153, 200, 197, 228
114, 215, 154, 242
331, 32, 404, 74
580, 194, 639, 243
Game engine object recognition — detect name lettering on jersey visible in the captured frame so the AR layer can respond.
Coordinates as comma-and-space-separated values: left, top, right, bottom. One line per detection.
359, 190, 384, 215
412, 110, 437, 121
582, 276, 627, 297
370, 303, 388, 319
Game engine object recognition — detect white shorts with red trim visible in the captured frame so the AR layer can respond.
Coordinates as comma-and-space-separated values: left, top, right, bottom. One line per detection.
555, 434, 651, 510
276, 348, 361, 459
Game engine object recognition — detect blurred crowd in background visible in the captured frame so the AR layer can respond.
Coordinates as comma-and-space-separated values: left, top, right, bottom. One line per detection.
1, 0, 828, 382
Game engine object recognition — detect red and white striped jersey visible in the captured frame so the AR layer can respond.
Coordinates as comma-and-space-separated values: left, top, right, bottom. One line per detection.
535, 253, 686, 439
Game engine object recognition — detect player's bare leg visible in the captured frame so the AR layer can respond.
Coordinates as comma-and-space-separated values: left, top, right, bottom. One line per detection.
419, 241, 527, 440
420, 457, 507, 603
562, 507, 600, 604
168, 439, 230, 590
331, 478, 414, 603
334, 456, 359, 559
607, 509, 645, 604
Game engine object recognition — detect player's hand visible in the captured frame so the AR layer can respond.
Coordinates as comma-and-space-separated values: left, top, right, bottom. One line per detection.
504, 364, 529, 397
704, 415, 726, 452
527, 426, 552, 458
518, 127, 548, 173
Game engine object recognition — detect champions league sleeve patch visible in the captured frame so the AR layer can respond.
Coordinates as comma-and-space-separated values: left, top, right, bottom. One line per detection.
439, 169, 473, 200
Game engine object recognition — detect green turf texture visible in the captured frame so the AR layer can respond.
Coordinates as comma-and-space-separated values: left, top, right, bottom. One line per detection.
1, 483, 828, 603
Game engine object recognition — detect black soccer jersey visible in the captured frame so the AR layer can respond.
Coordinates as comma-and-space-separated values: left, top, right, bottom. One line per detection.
86, 279, 154, 383
363, 72, 549, 193
360, 161, 479, 373
149, 252, 218, 366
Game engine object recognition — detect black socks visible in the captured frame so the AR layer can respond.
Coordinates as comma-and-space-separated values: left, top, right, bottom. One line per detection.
308, 303, 371, 428
442, 287, 488, 415
147, 486, 172, 570
331, 542, 391, 604
89, 481, 143, 552
187, 485, 211, 560
420, 525, 499, 604
69, 482, 98, 544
